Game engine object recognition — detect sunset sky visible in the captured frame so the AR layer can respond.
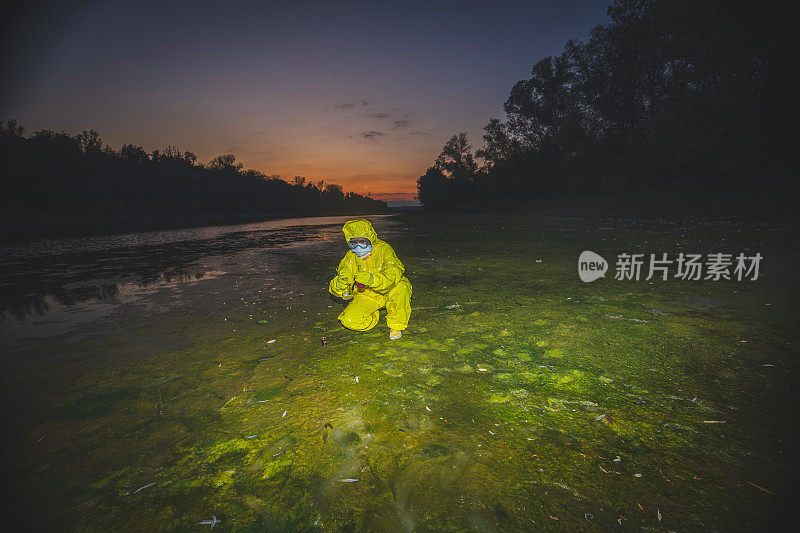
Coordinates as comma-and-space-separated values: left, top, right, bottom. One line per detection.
1, 0, 609, 202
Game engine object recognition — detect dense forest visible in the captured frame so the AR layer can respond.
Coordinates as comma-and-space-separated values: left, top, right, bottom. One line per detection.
0, 121, 387, 222
418, 0, 798, 210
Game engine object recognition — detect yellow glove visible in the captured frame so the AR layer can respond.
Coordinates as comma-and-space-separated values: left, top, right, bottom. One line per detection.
334, 275, 352, 291
354, 271, 375, 287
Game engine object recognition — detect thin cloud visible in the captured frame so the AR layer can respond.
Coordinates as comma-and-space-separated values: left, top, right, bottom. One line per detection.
336, 100, 371, 111
366, 112, 390, 119
362, 131, 387, 140
392, 119, 410, 128
406, 130, 431, 136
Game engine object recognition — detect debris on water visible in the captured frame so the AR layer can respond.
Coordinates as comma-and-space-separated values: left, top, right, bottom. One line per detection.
272, 451, 285, 458
267, 339, 276, 344
445, 304, 460, 309
584, 512, 594, 522
321, 336, 328, 346
197, 515, 221, 528
355, 376, 359, 383
703, 420, 726, 424
613, 456, 621, 462
258, 320, 268, 324
634, 473, 642, 477
637, 502, 644, 512
657, 508, 662, 521
338, 478, 359, 482
132, 482, 155, 494
245, 434, 258, 439
762, 363, 774, 367
425, 405, 432, 412
595, 414, 606, 421
748, 481, 775, 494
324, 423, 333, 429
282, 410, 287, 418
607, 315, 649, 323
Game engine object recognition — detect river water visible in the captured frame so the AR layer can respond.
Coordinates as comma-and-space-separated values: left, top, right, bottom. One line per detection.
0, 216, 382, 350
1, 213, 798, 530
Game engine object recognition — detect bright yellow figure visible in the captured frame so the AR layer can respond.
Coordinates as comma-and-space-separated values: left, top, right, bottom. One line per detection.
328, 219, 412, 339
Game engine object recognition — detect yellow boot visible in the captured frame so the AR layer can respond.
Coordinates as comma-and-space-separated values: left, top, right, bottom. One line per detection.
389, 329, 402, 340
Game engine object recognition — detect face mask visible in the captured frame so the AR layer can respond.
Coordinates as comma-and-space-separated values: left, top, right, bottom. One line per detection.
349, 243, 373, 258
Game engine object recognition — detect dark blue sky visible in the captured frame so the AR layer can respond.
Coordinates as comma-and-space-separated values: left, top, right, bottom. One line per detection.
1, 0, 609, 199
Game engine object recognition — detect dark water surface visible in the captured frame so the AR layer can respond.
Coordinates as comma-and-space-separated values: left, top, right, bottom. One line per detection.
1, 213, 798, 531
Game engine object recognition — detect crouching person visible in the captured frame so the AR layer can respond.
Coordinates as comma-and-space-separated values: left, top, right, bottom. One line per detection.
328, 219, 412, 339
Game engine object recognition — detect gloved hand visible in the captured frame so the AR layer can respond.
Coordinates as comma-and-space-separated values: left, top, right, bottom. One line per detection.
334, 275, 352, 291
354, 271, 375, 287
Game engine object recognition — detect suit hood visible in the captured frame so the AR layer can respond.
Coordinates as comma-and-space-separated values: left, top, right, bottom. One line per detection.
342, 219, 380, 245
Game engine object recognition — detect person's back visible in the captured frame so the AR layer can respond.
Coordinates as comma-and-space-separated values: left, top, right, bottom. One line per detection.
328, 219, 412, 339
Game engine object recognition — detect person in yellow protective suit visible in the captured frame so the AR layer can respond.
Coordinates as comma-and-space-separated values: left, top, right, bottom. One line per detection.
328, 219, 412, 339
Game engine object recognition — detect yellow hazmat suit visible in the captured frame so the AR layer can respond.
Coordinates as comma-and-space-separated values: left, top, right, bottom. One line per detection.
328, 219, 412, 333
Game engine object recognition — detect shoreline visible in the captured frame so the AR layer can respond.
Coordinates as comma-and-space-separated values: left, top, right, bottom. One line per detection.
0, 209, 391, 243
3, 190, 796, 243
422, 191, 800, 224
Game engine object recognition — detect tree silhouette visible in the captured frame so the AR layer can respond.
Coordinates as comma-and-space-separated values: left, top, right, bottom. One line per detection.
417, 0, 798, 209
0, 123, 388, 235
416, 166, 448, 211
208, 153, 244, 172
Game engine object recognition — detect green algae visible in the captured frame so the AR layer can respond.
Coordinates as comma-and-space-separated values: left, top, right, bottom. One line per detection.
2, 214, 799, 531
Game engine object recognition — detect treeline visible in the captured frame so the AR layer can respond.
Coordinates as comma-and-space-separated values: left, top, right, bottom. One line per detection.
418, 0, 797, 210
0, 121, 387, 219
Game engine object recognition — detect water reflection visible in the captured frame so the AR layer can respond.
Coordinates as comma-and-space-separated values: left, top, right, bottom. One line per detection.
0, 216, 383, 323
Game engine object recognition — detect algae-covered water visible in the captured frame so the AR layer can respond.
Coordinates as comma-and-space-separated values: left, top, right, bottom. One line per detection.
1, 213, 798, 531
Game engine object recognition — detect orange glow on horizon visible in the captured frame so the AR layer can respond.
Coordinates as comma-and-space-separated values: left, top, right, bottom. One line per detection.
255, 172, 418, 202
241, 151, 426, 203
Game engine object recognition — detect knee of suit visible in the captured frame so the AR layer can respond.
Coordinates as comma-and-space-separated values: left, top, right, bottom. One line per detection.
338, 308, 380, 331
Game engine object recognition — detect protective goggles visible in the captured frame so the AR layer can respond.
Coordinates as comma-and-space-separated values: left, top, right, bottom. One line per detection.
348, 238, 372, 249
